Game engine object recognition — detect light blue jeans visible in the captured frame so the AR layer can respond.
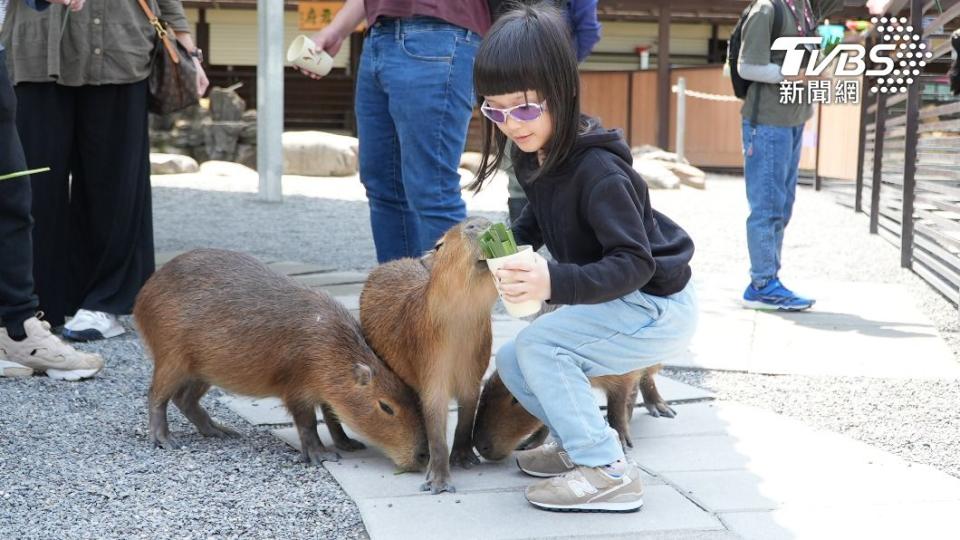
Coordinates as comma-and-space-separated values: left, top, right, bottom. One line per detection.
742, 120, 805, 287
495, 283, 698, 467
355, 17, 478, 263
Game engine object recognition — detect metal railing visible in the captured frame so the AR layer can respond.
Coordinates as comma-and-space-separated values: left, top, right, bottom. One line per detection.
852, 0, 960, 304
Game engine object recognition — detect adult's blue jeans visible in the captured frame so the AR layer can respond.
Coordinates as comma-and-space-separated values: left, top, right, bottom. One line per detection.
356, 17, 477, 263
742, 120, 804, 287
495, 284, 698, 467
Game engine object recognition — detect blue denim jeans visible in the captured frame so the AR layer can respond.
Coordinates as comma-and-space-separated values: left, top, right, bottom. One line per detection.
355, 17, 478, 263
495, 283, 698, 467
742, 120, 805, 287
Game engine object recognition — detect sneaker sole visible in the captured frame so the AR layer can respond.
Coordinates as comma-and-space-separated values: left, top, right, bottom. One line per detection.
0, 366, 35, 377
46, 367, 101, 381
62, 327, 125, 342
516, 457, 572, 478
742, 300, 813, 312
528, 499, 644, 513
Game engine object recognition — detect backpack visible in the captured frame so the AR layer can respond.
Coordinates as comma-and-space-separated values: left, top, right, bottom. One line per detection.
728, 0, 785, 99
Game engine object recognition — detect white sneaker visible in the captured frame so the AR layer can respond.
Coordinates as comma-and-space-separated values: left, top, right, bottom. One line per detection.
63, 309, 125, 341
0, 358, 34, 378
0, 317, 104, 380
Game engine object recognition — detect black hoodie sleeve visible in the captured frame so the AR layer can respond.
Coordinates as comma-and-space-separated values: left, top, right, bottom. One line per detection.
510, 202, 544, 251
546, 172, 656, 305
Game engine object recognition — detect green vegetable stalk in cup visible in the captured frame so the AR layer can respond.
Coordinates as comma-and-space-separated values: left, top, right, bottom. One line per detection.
479, 223, 518, 259
0, 167, 51, 182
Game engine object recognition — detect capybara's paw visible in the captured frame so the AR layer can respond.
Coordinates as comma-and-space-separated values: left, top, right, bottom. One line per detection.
450, 447, 481, 469
334, 438, 367, 452
645, 401, 677, 419
151, 432, 181, 450
619, 434, 634, 450
201, 422, 241, 439
420, 480, 456, 495
305, 449, 341, 465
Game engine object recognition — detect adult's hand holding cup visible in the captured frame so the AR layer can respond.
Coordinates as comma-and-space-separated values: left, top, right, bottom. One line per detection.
288, 35, 334, 79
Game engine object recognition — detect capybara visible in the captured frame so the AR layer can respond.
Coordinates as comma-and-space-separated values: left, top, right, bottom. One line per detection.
134, 249, 428, 471
473, 364, 674, 461
360, 216, 500, 494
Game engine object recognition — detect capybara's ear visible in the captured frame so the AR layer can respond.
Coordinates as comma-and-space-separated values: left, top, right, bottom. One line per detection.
353, 363, 373, 386
419, 250, 436, 270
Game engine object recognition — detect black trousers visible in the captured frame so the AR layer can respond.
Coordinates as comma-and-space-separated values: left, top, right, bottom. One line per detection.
15, 79, 155, 327
0, 50, 39, 333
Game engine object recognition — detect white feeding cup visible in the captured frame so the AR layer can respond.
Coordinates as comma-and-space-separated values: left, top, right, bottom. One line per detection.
287, 35, 334, 77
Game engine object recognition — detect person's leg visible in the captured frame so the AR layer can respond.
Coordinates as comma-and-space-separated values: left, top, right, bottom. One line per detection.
743, 120, 794, 288
381, 20, 474, 255
495, 339, 558, 439
513, 285, 698, 467
15, 82, 75, 327
68, 81, 154, 319
0, 50, 38, 340
355, 28, 420, 263
775, 123, 805, 276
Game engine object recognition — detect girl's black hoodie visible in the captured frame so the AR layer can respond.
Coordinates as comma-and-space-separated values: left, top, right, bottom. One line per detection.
511, 119, 694, 305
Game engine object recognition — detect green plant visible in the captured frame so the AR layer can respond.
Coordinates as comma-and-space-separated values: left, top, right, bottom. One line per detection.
479, 223, 518, 259
0, 167, 50, 182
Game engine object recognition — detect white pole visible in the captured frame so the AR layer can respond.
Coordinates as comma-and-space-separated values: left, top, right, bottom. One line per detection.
257, 0, 284, 202
675, 77, 686, 161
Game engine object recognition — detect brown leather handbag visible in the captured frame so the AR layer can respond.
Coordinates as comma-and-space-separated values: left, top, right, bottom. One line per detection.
137, 0, 198, 114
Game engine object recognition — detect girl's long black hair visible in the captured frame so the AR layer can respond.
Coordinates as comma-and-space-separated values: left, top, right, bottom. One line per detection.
467, 1, 581, 192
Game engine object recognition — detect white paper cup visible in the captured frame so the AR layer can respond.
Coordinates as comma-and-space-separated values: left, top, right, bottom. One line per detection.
287, 35, 334, 77
485, 245, 542, 318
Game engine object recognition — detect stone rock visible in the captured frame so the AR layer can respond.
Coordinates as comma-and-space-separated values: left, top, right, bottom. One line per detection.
210, 87, 246, 122
239, 121, 258, 145
638, 150, 689, 165
460, 152, 483, 174
199, 160, 258, 178
282, 131, 359, 177
236, 144, 257, 171
150, 153, 199, 175
659, 161, 707, 189
204, 121, 245, 162
631, 144, 662, 158
632, 159, 681, 189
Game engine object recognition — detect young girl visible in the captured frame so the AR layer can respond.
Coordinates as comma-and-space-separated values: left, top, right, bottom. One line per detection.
469, 3, 698, 513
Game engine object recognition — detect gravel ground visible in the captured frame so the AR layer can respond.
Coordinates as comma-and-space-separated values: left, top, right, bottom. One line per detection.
3, 173, 959, 538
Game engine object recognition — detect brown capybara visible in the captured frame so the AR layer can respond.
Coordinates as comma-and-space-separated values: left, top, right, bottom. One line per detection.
473, 364, 674, 461
360, 216, 500, 494
134, 249, 428, 472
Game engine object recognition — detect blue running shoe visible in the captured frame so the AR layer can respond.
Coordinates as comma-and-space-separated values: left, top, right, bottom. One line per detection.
742, 279, 815, 311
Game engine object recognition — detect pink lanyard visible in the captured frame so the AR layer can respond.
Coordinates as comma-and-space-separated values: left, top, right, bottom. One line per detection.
782, 0, 815, 36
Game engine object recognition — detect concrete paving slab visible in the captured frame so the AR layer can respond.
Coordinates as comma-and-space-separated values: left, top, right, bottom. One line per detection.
291, 271, 368, 288
356, 485, 724, 540
324, 453, 664, 500
720, 502, 960, 540
266, 261, 335, 276
335, 295, 360, 311
667, 276, 960, 379
305, 282, 365, 297
155, 250, 188, 267
218, 395, 293, 426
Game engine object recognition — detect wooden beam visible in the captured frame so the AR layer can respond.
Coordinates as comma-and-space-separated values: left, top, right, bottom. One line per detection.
657, 0, 671, 150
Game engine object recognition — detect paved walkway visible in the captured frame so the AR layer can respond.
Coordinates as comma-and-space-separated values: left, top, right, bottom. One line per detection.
182, 258, 960, 540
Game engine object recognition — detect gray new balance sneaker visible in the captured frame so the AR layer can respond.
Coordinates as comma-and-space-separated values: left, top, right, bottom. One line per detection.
0, 317, 104, 381
516, 441, 575, 478
525, 462, 644, 513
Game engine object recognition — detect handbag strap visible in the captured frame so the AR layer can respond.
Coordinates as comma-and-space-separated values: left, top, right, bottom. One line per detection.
137, 0, 180, 65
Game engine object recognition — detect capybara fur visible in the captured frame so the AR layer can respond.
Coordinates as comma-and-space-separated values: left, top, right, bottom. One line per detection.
359, 217, 499, 494
134, 249, 428, 471
473, 364, 674, 461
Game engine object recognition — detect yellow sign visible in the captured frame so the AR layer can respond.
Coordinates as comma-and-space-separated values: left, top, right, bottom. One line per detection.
299, 2, 341, 31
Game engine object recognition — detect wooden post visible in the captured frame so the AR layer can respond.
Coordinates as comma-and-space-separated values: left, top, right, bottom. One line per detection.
656, 0, 671, 150
900, 0, 923, 268
869, 90, 887, 235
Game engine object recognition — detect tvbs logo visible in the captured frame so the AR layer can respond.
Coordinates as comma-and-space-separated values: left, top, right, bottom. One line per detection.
772, 17, 933, 94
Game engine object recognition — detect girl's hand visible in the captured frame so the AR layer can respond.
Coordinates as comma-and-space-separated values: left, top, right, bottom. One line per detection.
49, 0, 85, 11
496, 253, 551, 303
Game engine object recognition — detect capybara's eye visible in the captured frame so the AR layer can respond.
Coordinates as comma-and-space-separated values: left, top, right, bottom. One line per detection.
379, 401, 395, 415
510, 397, 519, 405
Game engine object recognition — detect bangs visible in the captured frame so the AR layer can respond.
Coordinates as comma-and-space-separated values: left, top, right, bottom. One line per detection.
473, 2, 577, 102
